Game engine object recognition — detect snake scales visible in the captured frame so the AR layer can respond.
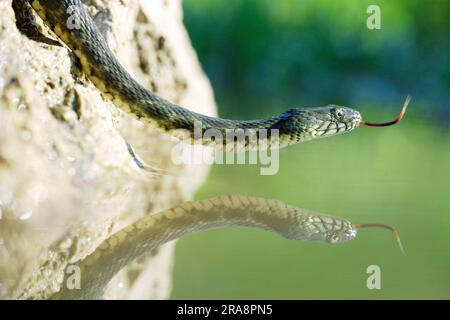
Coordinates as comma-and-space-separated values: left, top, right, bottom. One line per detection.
21, 0, 405, 299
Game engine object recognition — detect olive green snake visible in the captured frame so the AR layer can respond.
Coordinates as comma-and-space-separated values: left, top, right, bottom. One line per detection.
22, 0, 407, 299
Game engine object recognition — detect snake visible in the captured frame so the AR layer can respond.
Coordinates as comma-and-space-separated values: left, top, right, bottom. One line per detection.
26, 0, 369, 151
20, 0, 407, 299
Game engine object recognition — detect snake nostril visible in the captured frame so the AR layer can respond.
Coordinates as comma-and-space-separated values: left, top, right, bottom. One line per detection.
352, 114, 361, 123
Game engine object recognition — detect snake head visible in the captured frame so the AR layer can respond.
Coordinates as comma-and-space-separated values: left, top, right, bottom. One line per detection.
316, 105, 362, 137
277, 106, 362, 143
333, 106, 362, 126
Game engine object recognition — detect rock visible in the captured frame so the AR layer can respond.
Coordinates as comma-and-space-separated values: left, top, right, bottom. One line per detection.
0, 0, 216, 299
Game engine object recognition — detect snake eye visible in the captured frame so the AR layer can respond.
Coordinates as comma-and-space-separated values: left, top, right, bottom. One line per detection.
335, 108, 345, 119
328, 234, 340, 243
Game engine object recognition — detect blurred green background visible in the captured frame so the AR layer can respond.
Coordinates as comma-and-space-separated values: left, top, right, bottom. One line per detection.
171, 0, 450, 299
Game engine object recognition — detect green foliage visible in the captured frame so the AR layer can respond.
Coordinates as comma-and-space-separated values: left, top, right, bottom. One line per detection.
183, 0, 449, 120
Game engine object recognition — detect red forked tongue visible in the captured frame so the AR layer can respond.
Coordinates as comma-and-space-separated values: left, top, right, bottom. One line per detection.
355, 223, 405, 254
360, 95, 411, 127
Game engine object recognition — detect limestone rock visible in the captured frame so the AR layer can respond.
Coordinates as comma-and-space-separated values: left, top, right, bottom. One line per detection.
0, 0, 216, 299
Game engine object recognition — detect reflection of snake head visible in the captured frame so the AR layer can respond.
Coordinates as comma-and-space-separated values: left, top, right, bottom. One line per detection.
325, 225, 357, 244
283, 212, 357, 244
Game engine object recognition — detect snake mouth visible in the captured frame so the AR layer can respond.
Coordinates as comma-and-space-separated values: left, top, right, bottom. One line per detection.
315, 122, 358, 137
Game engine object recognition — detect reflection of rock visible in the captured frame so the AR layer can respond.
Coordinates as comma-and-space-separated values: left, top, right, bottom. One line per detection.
0, 0, 216, 299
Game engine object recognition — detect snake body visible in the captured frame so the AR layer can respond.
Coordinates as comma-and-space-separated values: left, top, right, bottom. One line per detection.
51, 195, 356, 299
28, 0, 362, 151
